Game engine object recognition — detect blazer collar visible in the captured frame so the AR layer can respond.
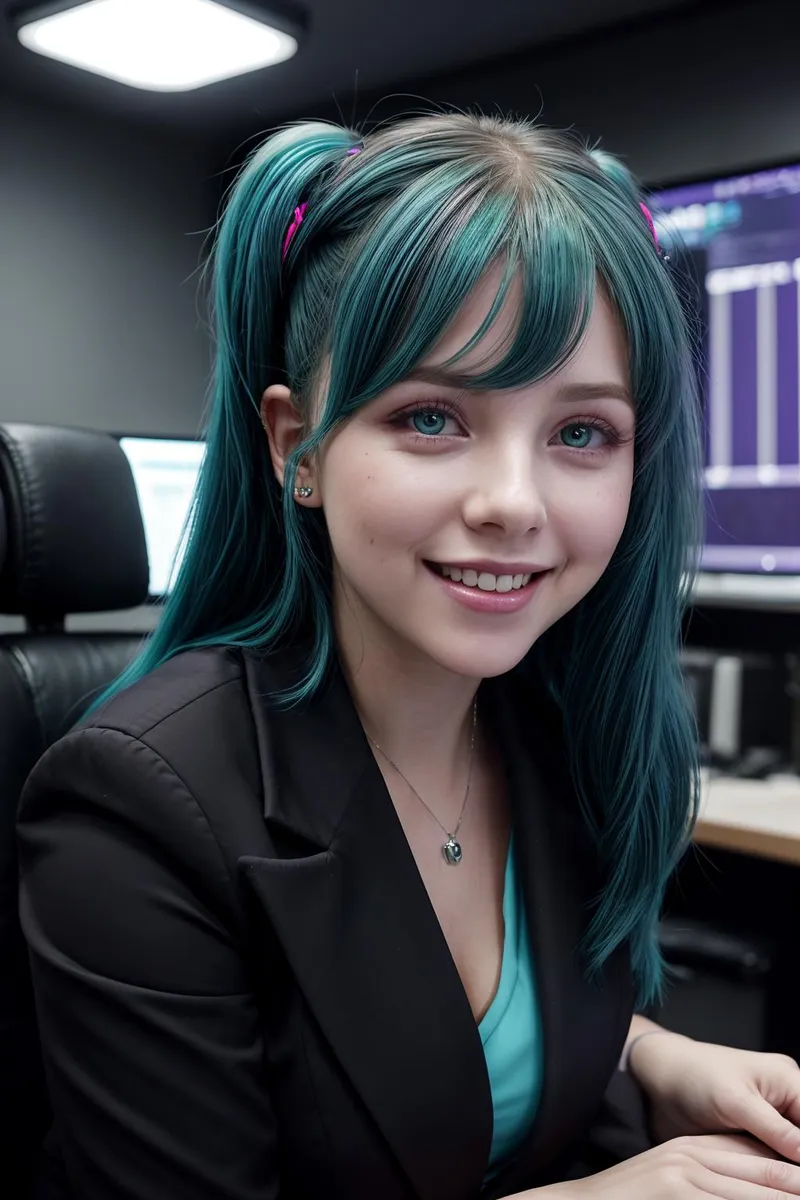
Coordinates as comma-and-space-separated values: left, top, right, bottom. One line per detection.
241, 648, 632, 1200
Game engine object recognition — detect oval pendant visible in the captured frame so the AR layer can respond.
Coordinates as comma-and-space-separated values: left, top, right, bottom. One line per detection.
442, 837, 463, 866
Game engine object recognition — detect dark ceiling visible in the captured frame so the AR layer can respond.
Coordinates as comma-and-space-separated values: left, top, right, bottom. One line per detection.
0, 0, 714, 148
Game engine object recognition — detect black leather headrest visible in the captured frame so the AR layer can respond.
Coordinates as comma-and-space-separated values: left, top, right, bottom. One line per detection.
0, 423, 149, 620
0, 489, 6, 572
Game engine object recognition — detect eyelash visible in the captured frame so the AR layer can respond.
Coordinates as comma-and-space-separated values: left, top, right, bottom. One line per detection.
391, 399, 627, 455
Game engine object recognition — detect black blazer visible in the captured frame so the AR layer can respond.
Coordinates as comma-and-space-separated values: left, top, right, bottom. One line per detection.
17, 646, 644, 1200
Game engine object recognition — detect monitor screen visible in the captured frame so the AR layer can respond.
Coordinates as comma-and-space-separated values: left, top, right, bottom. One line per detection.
650, 162, 800, 575
119, 437, 206, 597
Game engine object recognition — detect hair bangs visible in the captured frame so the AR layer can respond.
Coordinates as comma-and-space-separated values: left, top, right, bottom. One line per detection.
314, 167, 597, 424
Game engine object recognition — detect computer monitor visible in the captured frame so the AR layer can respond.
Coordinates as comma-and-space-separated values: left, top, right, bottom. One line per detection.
119, 437, 205, 597
650, 162, 800, 579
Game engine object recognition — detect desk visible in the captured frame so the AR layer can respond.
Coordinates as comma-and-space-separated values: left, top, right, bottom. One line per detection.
695, 773, 800, 865
676, 774, 800, 1059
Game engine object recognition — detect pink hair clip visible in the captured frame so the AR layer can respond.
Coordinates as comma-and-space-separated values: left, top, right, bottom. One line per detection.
281, 149, 360, 263
282, 202, 307, 262
639, 202, 659, 249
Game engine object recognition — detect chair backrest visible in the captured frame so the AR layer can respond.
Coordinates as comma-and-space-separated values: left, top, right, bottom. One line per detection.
0, 422, 151, 1196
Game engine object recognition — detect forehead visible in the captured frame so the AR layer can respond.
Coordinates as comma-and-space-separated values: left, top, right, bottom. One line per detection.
418, 264, 629, 388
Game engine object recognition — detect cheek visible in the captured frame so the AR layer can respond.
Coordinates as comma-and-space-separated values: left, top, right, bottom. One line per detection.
319, 445, 444, 563
553, 469, 633, 563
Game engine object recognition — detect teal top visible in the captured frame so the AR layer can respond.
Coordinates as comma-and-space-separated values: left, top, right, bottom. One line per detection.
478, 835, 544, 1187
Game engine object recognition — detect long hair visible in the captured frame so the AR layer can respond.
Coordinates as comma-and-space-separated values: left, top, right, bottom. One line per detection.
95, 113, 704, 1010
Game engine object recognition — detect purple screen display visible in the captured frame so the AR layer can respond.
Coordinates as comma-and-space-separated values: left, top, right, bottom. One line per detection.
650, 165, 800, 573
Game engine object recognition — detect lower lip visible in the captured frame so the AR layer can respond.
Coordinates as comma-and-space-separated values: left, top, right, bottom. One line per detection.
427, 566, 550, 613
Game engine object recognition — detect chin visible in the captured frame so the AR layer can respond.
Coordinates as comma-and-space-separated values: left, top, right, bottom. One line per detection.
413, 635, 537, 682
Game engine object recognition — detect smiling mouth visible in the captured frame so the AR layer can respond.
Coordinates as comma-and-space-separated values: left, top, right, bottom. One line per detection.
427, 563, 544, 593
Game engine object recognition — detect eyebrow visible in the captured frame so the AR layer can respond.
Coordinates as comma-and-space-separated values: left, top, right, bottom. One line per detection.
404, 368, 635, 409
405, 366, 470, 388
553, 382, 635, 409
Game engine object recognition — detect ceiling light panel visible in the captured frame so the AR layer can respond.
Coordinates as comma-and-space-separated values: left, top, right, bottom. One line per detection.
15, 0, 299, 92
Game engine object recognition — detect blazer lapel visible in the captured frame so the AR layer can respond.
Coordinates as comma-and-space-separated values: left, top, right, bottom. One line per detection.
483, 670, 634, 1198
239, 651, 633, 1200
239, 650, 493, 1200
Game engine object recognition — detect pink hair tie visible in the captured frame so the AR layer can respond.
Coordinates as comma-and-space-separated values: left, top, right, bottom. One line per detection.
282, 202, 307, 262
639, 202, 659, 249
281, 148, 360, 263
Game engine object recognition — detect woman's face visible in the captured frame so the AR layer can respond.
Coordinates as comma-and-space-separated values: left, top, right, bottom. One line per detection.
282, 271, 636, 682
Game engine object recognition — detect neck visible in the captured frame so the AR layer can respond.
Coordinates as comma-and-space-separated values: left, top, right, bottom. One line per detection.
334, 596, 479, 786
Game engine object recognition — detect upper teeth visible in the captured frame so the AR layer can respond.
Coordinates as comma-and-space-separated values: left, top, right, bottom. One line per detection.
440, 566, 533, 591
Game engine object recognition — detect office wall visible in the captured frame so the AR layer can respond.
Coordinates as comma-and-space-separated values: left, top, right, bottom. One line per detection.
465, 0, 800, 184
272, 0, 800, 188
0, 92, 216, 437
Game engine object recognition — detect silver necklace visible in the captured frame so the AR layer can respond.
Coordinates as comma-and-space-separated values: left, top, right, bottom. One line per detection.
365, 698, 478, 866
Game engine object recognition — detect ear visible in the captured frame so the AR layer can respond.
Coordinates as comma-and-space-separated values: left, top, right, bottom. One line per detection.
260, 385, 321, 506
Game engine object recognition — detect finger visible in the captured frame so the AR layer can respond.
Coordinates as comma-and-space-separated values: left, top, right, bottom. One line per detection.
729, 1092, 800, 1163
701, 1176, 800, 1200
703, 1183, 800, 1199
696, 1148, 800, 1194
768, 1057, 800, 1129
693, 1132, 779, 1158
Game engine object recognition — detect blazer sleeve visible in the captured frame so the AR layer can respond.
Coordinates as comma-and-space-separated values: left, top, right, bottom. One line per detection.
17, 725, 280, 1200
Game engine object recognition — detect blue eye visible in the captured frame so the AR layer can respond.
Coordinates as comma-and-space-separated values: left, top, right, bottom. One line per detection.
561, 424, 592, 448
560, 423, 594, 449
412, 410, 447, 436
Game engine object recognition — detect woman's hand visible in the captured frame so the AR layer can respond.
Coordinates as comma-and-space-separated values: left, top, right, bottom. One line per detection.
515, 1132, 800, 1198
630, 1032, 800, 1164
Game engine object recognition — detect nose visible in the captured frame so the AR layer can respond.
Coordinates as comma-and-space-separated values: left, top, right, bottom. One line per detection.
461, 442, 547, 537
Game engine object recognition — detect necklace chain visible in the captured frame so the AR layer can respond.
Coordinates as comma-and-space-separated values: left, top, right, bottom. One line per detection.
365, 699, 478, 860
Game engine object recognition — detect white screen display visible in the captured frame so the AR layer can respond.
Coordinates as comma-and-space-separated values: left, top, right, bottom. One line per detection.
120, 437, 205, 596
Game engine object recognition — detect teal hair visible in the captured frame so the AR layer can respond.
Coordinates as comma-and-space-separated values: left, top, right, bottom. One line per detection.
96, 113, 704, 1011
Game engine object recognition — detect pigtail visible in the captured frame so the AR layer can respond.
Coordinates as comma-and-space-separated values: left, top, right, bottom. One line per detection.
587, 148, 641, 204
587, 148, 664, 254
89, 123, 358, 708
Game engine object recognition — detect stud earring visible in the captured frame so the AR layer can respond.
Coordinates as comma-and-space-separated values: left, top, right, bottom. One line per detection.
294, 485, 314, 499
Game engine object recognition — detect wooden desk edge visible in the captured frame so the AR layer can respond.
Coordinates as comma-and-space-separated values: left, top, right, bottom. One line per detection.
693, 816, 800, 866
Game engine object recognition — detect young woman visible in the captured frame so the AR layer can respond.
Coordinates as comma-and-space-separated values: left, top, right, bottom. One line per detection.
18, 113, 800, 1200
